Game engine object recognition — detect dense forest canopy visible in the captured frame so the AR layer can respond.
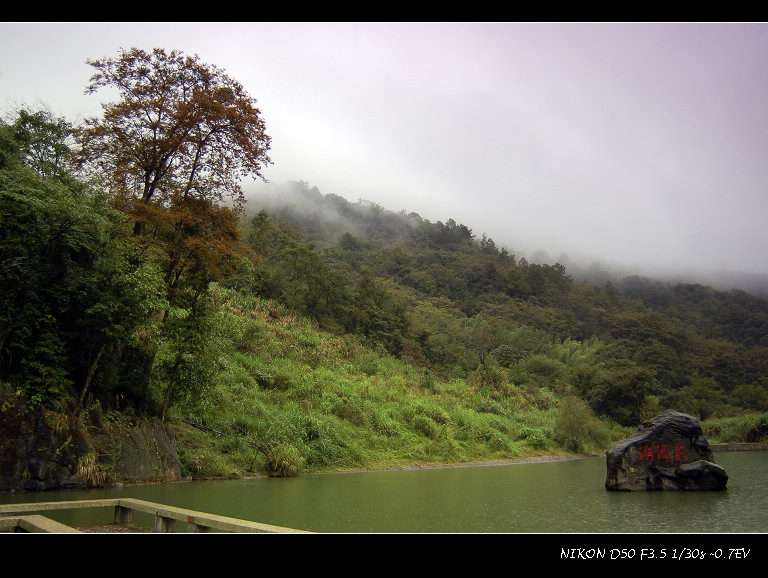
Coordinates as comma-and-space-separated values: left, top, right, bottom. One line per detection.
2, 49, 767, 475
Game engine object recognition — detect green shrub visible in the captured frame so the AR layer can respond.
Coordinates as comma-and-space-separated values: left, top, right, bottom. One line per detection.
479, 426, 509, 452
266, 444, 304, 477
411, 414, 439, 438
553, 396, 609, 453
370, 408, 401, 437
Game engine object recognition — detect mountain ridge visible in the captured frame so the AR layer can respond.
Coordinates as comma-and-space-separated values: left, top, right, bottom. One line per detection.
245, 180, 768, 299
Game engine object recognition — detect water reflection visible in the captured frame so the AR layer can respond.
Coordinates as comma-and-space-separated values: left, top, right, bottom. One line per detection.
1, 452, 765, 533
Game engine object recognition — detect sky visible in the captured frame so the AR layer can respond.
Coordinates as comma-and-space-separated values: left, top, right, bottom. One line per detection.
2, 22, 767, 281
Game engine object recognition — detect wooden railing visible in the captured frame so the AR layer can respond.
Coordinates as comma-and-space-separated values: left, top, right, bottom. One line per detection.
0, 498, 312, 533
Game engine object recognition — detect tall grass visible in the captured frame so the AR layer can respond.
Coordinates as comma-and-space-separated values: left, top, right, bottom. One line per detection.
703, 413, 768, 443
169, 286, 765, 478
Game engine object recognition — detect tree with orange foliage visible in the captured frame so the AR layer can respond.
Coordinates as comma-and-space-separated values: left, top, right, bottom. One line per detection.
74, 47, 270, 287
74, 47, 272, 420
75, 47, 270, 223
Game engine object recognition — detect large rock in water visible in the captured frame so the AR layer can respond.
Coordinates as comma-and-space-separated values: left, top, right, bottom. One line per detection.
605, 410, 728, 491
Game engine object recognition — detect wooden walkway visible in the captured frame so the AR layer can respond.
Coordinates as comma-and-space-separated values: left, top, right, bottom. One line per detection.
0, 498, 312, 533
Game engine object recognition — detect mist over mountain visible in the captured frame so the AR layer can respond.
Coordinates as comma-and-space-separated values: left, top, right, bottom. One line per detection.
245, 180, 768, 299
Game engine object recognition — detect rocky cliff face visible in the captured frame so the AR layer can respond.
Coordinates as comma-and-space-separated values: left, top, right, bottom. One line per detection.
0, 389, 181, 492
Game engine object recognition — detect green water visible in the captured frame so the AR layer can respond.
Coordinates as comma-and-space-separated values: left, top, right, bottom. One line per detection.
2, 452, 766, 533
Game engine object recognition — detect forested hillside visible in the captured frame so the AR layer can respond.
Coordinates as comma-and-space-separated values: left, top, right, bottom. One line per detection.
244, 180, 768, 424
2, 48, 766, 483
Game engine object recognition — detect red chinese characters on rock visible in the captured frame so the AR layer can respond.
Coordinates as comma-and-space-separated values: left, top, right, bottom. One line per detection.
631, 443, 689, 464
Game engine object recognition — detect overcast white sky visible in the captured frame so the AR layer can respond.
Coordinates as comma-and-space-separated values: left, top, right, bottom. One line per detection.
2, 22, 767, 278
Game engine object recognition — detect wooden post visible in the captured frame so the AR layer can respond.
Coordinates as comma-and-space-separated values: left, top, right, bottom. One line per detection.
114, 505, 134, 525
155, 514, 177, 533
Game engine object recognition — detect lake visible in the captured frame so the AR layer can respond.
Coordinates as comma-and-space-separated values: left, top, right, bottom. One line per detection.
1, 451, 766, 534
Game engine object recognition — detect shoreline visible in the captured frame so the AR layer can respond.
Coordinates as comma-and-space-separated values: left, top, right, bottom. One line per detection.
387, 452, 603, 470
0, 452, 604, 494
301, 451, 603, 477
3, 444, 761, 495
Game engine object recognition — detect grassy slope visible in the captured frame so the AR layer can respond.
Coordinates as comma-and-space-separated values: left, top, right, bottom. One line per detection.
167, 285, 768, 479
167, 286, 616, 478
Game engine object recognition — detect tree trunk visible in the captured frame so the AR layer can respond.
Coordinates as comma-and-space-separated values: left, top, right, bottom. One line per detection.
76, 342, 106, 411
160, 355, 182, 423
